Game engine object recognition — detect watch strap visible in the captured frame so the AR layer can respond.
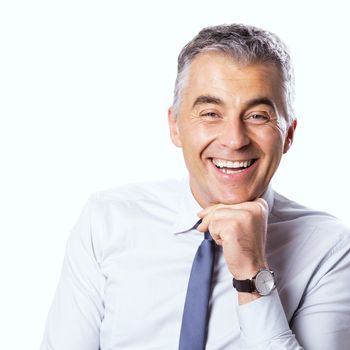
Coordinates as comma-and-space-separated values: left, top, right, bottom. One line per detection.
232, 277, 255, 293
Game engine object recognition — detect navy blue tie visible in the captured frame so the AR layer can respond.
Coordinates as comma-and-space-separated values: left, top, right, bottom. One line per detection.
179, 231, 216, 350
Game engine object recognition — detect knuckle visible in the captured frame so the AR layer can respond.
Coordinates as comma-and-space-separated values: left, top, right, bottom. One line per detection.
241, 209, 254, 222
256, 198, 268, 211
208, 218, 221, 234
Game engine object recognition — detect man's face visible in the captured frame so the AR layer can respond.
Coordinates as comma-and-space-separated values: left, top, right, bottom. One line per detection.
168, 52, 296, 208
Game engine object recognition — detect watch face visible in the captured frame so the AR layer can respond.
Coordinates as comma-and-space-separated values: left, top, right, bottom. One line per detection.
255, 270, 275, 296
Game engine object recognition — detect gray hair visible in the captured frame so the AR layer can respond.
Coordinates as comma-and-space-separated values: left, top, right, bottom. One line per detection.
173, 24, 295, 123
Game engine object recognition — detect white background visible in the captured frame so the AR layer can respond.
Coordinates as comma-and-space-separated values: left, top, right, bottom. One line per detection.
1, 0, 350, 348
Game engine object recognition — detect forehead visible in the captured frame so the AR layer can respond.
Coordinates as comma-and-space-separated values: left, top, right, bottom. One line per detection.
182, 52, 285, 109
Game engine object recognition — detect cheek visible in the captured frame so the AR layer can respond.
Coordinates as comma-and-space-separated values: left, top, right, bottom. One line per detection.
180, 123, 217, 152
252, 126, 285, 155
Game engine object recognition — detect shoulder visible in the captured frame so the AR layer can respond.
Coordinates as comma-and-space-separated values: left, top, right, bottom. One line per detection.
84, 178, 186, 234
270, 190, 350, 244
268, 192, 350, 321
74, 179, 187, 260
88, 178, 186, 214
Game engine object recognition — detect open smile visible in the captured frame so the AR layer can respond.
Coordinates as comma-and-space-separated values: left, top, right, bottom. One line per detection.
211, 158, 257, 174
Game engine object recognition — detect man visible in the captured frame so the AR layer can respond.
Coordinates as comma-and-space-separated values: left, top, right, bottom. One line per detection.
41, 24, 350, 349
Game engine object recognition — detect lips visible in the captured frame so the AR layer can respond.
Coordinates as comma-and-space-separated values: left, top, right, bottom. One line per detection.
211, 158, 256, 174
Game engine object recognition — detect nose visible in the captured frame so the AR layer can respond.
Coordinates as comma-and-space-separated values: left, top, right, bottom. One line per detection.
217, 117, 250, 150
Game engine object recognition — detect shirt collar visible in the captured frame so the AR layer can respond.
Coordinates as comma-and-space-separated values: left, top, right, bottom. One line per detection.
171, 179, 203, 235
170, 179, 275, 235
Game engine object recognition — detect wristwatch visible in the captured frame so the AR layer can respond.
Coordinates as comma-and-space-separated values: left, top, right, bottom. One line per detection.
232, 269, 275, 296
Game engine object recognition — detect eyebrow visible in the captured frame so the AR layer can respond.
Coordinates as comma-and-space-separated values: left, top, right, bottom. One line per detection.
192, 95, 277, 112
192, 95, 224, 109
244, 97, 276, 111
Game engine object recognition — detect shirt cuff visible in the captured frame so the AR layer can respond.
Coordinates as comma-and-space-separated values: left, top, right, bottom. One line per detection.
237, 289, 291, 348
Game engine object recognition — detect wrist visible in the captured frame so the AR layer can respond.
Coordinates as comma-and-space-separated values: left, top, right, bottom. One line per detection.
229, 262, 268, 280
232, 268, 276, 297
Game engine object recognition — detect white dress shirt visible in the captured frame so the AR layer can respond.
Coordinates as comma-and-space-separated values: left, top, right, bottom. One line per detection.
41, 179, 350, 349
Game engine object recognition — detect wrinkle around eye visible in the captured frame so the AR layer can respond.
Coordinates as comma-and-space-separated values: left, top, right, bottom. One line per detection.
263, 117, 286, 133
189, 111, 223, 123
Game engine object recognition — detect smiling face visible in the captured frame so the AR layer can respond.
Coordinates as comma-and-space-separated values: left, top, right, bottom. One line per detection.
168, 52, 296, 208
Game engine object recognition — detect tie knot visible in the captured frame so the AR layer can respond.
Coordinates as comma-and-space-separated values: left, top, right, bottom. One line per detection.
193, 220, 213, 241
204, 231, 212, 241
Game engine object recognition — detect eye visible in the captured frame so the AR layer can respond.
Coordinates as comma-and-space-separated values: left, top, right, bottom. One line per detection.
200, 111, 221, 119
244, 113, 271, 124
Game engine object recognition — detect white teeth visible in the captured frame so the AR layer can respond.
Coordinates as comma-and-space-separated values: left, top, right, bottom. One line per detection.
232, 161, 239, 168
221, 168, 245, 174
212, 158, 253, 169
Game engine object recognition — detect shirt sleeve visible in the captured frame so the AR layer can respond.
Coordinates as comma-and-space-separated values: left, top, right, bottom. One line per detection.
237, 290, 303, 349
237, 235, 350, 350
40, 197, 105, 350
290, 235, 350, 349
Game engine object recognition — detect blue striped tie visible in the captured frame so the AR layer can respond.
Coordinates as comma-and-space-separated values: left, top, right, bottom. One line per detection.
179, 231, 216, 350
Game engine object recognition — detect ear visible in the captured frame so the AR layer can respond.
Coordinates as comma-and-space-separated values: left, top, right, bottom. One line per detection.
168, 106, 182, 147
283, 119, 297, 154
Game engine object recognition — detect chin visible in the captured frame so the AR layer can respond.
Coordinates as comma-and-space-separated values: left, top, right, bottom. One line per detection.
212, 191, 252, 205
221, 197, 250, 205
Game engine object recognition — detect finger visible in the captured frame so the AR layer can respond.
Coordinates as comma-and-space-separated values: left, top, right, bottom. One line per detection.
254, 197, 268, 211
206, 219, 233, 245
196, 220, 208, 232
197, 207, 218, 232
199, 202, 255, 217
197, 204, 221, 218
198, 206, 244, 233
